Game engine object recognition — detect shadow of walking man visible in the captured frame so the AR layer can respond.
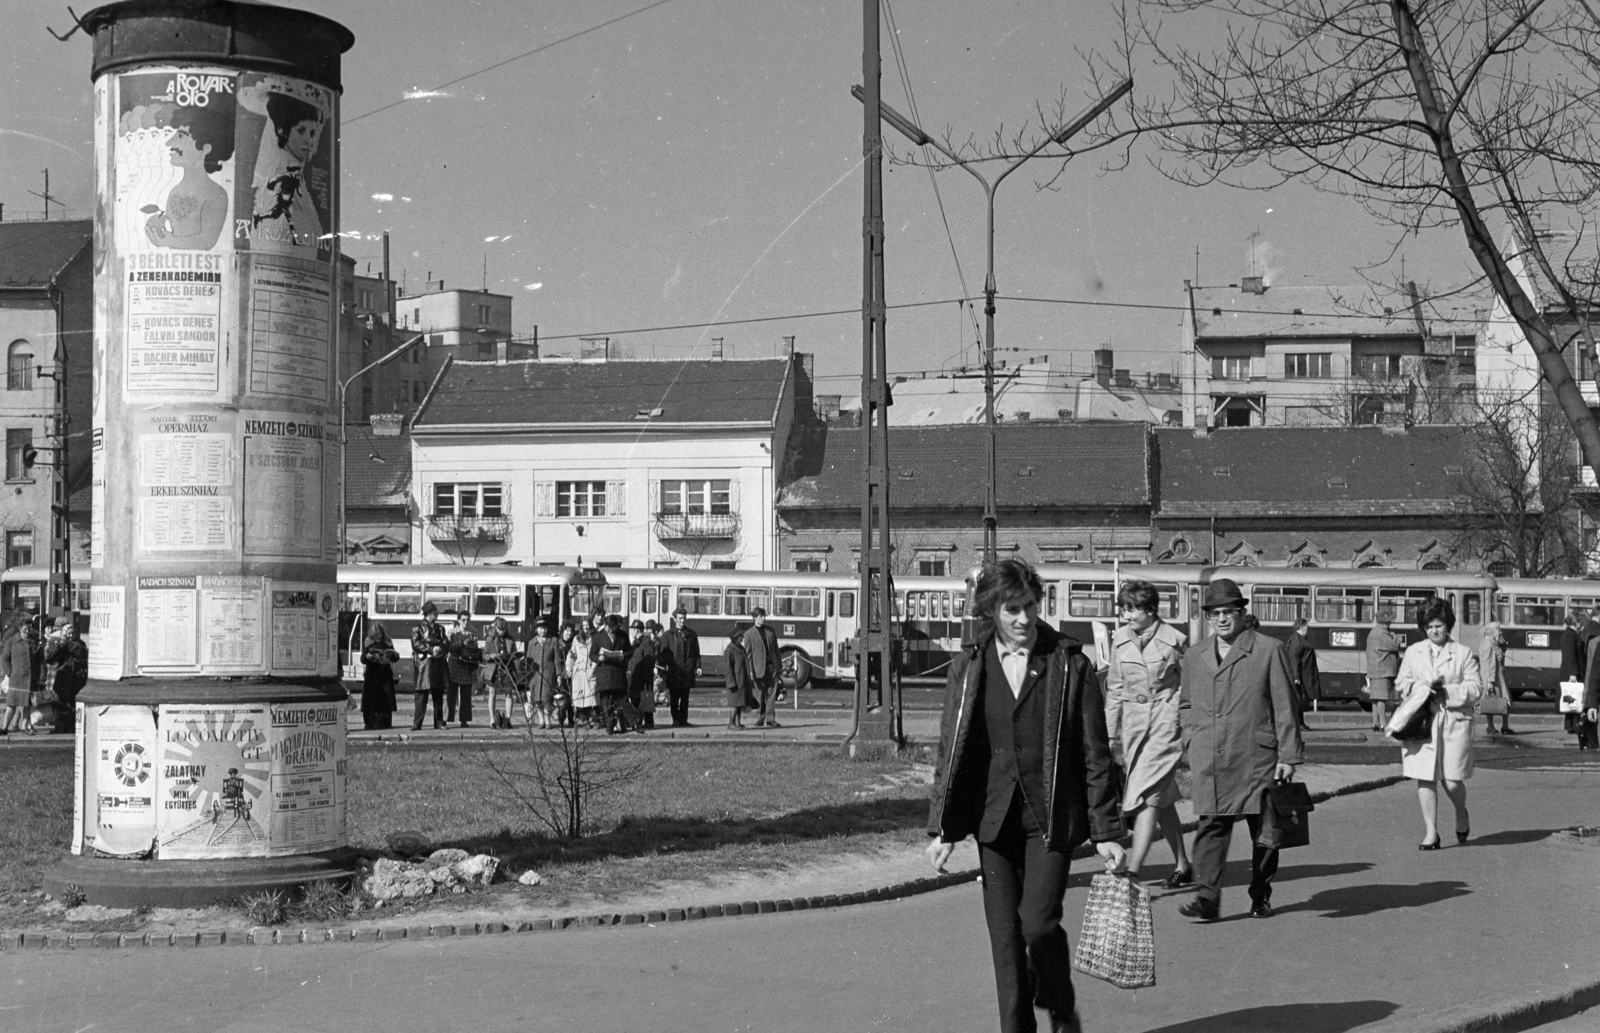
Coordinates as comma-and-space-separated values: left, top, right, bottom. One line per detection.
1138, 999, 1399, 1033
1277, 880, 1470, 919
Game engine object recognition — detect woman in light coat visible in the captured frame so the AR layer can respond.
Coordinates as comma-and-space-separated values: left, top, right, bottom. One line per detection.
1394, 597, 1481, 849
1477, 619, 1515, 736
1104, 580, 1192, 887
567, 619, 598, 726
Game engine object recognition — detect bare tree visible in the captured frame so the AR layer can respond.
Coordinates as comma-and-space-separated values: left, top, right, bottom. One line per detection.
1113, 0, 1600, 468
474, 724, 653, 840
424, 516, 507, 565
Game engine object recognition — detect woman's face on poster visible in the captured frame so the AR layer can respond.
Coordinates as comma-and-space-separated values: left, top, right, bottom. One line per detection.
284, 117, 322, 164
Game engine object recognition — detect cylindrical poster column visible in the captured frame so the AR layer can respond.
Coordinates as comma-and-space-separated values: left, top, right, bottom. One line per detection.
46, 1, 357, 907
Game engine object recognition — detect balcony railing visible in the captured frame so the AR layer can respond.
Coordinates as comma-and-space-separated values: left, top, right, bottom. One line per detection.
654, 511, 740, 540
426, 515, 511, 542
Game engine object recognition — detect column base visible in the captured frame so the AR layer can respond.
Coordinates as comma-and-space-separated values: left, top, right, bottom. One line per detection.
43, 849, 361, 909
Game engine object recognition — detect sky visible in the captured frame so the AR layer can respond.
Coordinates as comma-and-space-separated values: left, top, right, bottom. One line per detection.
0, 0, 1487, 392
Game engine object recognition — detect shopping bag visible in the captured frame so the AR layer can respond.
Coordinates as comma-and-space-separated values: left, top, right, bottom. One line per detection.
1559, 680, 1584, 714
1255, 781, 1314, 850
1074, 872, 1155, 989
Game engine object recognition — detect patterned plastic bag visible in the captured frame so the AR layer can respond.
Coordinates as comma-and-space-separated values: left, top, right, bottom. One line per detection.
1074, 872, 1156, 989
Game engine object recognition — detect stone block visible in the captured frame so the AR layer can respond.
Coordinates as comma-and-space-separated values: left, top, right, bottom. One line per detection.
195, 931, 224, 948
354, 927, 381, 943
665, 909, 686, 922
622, 913, 645, 925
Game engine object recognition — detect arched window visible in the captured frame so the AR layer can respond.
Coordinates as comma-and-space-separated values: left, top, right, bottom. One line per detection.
1487, 558, 1515, 577
1291, 554, 1321, 568
1358, 556, 1388, 568
1421, 558, 1449, 571
7, 340, 33, 391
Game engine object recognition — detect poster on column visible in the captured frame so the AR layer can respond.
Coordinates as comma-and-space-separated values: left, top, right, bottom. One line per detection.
72, 704, 85, 855
91, 705, 159, 858
242, 413, 328, 560
268, 702, 345, 852
136, 576, 198, 673
199, 575, 265, 673
87, 585, 126, 681
114, 69, 236, 398
156, 703, 270, 859
90, 428, 104, 569
270, 583, 336, 677
136, 411, 237, 556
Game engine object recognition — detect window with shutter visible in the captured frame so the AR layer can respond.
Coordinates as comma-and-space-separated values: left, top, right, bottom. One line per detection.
607, 480, 626, 517
534, 482, 555, 518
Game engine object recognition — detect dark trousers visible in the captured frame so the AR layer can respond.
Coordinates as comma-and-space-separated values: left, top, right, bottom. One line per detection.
668, 680, 691, 726
978, 797, 1076, 1033
447, 682, 473, 724
412, 686, 445, 729
1192, 812, 1280, 908
755, 676, 777, 723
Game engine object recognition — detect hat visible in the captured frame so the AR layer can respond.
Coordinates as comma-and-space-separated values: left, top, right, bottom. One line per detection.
630, 619, 645, 630
421, 601, 438, 616
1201, 578, 1246, 611
671, 606, 687, 617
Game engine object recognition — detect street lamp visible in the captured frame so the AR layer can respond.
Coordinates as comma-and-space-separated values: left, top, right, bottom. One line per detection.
339, 332, 424, 560
852, 79, 1133, 562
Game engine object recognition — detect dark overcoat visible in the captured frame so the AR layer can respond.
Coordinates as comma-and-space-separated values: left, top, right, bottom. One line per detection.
659, 626, 700, 688
590, 627, 630, 696
928, 622, 1122, 853
411, 620, 450, 692
724, 639, 754, 707
1179, 628, 1305, 816
1285, 630, 1322, 703
523, 635, 561, 704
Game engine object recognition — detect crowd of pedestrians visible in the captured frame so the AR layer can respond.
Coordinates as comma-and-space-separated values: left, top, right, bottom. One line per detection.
354, 604, 786, 735
0, 613, 88, 736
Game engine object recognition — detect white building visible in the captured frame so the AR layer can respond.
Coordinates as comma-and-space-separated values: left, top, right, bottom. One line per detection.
407, 354, 807, 568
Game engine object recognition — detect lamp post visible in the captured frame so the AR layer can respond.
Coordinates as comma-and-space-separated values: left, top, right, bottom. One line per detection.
339, 333, 423, 560
853, 79, 1132, 563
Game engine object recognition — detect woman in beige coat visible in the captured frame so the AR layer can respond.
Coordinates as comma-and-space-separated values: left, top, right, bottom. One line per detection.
1395, 597, 1481, 849
1105, 580, 1192, 887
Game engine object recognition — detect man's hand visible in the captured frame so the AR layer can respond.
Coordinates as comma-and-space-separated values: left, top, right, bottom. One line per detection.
695, 667, 702, 678
1275, 762, 1297, 782
1588, 708, 1598, 724
925, 838, 955, 874
1096, 841, 1127, 874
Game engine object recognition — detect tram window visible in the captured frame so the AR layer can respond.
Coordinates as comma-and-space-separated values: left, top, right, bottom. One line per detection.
338, 582, 369, 615
1513, 596, 1564, 627
1571, 596, 1600, 619
953, 594, 965, 618
773, 588, 820, 618
939, 593, 950, 620
1154, 584, 1182, 621
1047, 585, 1057, 615
602, 586, 623, 615
1460, 592, 1483, 626
1253, 586, 1310, 623
628, 588, 638, 612
679, 586, 722, 615
642, 587, 658, 613
525, 586, 553, 624
1314, 587, 1374, 623
726, 587, 770, 617
894, 590, 906, 619
473, 585, 518, 617
376, 584, 422, 615
839, 592, 856, 619
1068, 581, 1116, 618
570, 584, 604, 616
424, 584, 471, 619
1378, 588, 1437, 625
918, 593, 929, 619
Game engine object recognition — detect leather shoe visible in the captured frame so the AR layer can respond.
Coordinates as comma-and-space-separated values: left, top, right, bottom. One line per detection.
1250, 899, 1273, 919
1162, 867, 1194, 890
1049, 1011, 1083, 1033
1177, 898, 1219, 922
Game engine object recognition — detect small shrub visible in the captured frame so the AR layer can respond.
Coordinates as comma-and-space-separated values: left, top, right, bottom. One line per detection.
59, 883, 86, 909
291, 879, 354, 923
239, 890, 287, 926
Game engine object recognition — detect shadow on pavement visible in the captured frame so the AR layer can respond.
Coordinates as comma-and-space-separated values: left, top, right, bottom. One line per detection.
1136, 1000, 1399, 1032
1461, 828, 1561, 847
1276, 880, 1470, 918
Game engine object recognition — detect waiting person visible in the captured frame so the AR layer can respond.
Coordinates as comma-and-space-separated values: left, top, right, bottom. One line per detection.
1366, 613, 1404, 732
592, 612, 634, 734
1395, 597, 1481, 849
43, 620, 87, 733
483, 615, 517, 730
1104, 580, 1192, 888
0, 618, 39, 735
1560, 611, 1588, 749
1478, 617, 1516, 736
410, 603, 450, 731
724, 626, 753, 729
556, 622, 580, 727
1285, 617, 1321, 732
743, 607, 782, 729
446, 613, 480, 728
659, 606, 701, 727
627, 619, 658, 730
926, 559, 1125, 1033
1178, 578, 1303, 922
523, 621, 561, 729
359, 622, 399, 730
568, 614, 599, 727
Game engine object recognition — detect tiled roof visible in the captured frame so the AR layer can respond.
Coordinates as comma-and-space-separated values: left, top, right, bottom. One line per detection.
0, 220, 92, 288
1155, 426, 1475, 519
1510, 227, 1600, 313
413, 358, 792, 428
343, 425, 412, 508
1189, 284, 1482, 340
777, 422, 1149, 509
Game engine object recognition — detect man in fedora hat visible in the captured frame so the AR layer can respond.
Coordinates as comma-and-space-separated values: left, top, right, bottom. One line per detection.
410, 601, 451, 731
1177, 577, 1303, 922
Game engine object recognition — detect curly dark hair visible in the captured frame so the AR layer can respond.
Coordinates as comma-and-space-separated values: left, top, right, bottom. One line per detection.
167, 102, 235, 174
1117, 580, 1160, 615
264, 92, 322, 149
1418, 596, 1456, 633
973, 558, 1044, 632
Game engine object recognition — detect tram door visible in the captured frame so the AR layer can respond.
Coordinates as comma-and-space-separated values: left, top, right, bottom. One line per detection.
826, 589, 857, 677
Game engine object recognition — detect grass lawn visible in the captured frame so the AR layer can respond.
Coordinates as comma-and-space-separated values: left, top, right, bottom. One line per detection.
0, 738, 935, 924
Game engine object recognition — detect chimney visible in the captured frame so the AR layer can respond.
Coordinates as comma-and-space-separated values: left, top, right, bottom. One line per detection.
1240, 275, 1266, 295
369, 413, 404, 437
1093, 348, 1113, 387
1057, 408, 1074, 421
783, 335, 796, 356
815, 394, 842, 421
1113, 369, 1133, 389
1015, 411, 1031, 422
711, 337, 724, 360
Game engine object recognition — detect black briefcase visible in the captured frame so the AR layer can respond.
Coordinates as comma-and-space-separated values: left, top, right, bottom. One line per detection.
1256, 781, 1315, 850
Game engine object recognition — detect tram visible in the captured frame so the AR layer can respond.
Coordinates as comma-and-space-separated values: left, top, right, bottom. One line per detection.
1492, 577, 1600, 698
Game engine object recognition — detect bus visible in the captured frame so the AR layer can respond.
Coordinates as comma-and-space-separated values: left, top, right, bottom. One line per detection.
336, 564, 603, 686
1492, 577, 1600, 699
1036, 563, 1211, 648
894, 575, 970, 679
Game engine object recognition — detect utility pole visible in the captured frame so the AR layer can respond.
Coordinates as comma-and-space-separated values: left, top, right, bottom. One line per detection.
29, 169, 62, 220
847, 0, 902, 753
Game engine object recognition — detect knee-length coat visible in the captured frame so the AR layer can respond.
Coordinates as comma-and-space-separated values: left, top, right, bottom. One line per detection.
1397, 638, 1481, 781
1104, 619, 1187, 813
1179, 628, 1305, 817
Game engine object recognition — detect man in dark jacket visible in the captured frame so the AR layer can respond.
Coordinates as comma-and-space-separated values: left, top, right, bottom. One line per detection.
1285, 617, 1321, 732
591, 612, 634, 733
658, 607, 701, 728
411, 602, 450, 730
927, 558, 1124, 1033
1177, 578, 1304, 923
44, 622, 88, 732
743, 608, 782, 729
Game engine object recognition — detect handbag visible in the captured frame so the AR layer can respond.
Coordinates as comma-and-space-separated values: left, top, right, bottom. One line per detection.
1477, 693, 1510, 716
1255, 780, 1315, 850
1386, 687, 1434, 741
1559, 680, 1584, 714
1074, 872, 1155, 989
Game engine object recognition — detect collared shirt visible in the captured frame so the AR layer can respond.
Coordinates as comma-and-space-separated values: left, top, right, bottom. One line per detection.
995, 626, 1037, 698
